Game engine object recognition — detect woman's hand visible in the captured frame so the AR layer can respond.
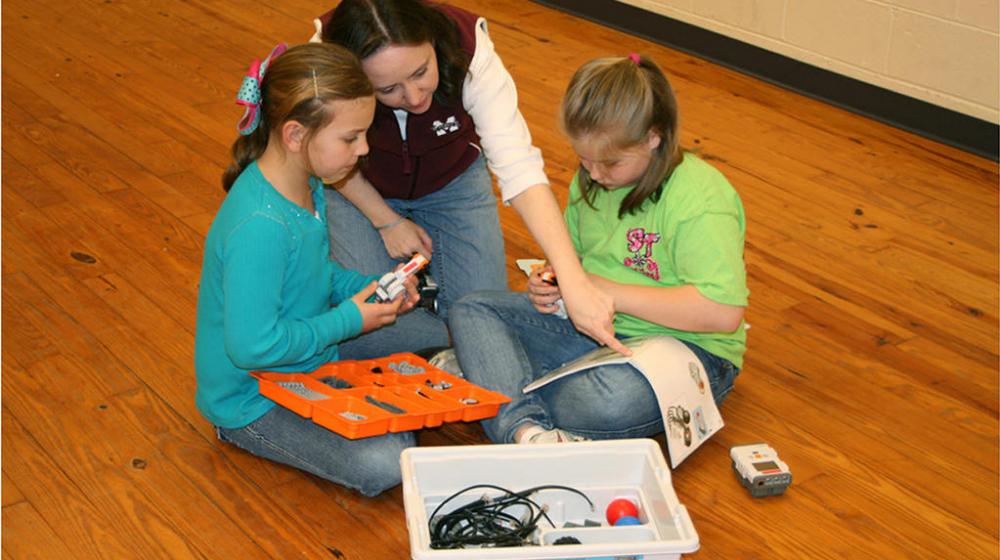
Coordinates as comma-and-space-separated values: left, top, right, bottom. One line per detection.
527, 265, 562, 314
378, 218, 433, 260
351, 281, 405, 333
505, 186, 630, 355
560, 276, 632, 356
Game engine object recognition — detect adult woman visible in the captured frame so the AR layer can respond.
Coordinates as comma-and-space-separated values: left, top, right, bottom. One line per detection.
312, 0, 626, 354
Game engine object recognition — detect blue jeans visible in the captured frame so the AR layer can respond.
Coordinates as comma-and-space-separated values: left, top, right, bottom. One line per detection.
449, 291, 740, 443
325, 155, 507, 321
215, 322, 447, 497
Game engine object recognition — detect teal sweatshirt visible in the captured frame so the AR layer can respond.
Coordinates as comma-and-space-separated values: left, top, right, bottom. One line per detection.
194, 162, 376, 428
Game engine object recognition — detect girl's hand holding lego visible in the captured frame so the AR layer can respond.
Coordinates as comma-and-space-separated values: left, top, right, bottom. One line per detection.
527, 265, 562, 314
378, 217, 433, 261
352, 281, 406, 333
396, 271, 422, 314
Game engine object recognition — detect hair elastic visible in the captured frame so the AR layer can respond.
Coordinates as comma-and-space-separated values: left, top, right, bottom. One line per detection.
628, 53, 641, 65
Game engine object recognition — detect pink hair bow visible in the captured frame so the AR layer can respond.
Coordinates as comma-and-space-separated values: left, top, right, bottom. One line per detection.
236, 43, 288, 135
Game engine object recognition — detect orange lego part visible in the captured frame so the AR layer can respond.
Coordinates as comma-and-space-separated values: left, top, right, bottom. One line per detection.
251, 352, 512, 439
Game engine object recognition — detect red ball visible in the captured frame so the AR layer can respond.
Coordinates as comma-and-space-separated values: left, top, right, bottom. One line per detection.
605, 498, 639, 526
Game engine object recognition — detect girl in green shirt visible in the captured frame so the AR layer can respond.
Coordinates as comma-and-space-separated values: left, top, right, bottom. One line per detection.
451, 54, 748, 445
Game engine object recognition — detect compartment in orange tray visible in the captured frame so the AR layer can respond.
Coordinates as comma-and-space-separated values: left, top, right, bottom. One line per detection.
412, 381, 511, 423
435, 383, 512, 422
311, 392, 395, 439
253, 372, 338, 418
312, 355, 432, 387
310, 360, 381, 388
383, 385, 454, 428
401, 385, 466, 423
356, 353, 440, 386
358, 386, 429, 433
394, 368, 470, 393
351, 363, 403, 387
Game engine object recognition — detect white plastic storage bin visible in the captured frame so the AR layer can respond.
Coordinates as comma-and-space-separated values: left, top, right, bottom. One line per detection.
401, 439, 699, 559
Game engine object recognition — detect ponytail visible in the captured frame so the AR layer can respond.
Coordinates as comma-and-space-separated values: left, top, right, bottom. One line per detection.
222, 121, 269, 191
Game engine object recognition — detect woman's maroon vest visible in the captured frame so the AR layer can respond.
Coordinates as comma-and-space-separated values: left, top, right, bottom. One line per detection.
319, 4, 482, 199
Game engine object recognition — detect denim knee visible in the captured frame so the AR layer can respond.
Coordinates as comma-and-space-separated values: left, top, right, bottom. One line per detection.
543, 365, 662, 435
709, 360, 740, 405
450, 291, 509, 325
217, 409, 414, 497
346, 434, 413, 496
453, 290, 502, 310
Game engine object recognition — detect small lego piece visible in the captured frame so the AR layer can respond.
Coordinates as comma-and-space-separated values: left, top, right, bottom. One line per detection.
730, 443, 792, 498
515, 259, 568, 319
372, 253, 429, 303
416, 272, 439, 313
538, 270, 567, 319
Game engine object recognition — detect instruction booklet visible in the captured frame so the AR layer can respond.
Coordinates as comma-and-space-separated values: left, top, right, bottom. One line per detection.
515, 256, 724, 468
523, 335, 723, 467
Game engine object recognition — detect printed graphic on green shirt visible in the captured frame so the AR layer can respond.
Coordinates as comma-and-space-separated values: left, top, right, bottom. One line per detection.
624, 227, 662, 280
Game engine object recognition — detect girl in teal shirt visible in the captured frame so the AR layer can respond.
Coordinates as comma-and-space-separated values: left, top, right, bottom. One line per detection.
451, 54, 748, 445
195, 43, 447, 496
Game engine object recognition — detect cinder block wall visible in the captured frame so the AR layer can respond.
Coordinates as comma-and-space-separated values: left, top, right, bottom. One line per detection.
621, 0, 999, 124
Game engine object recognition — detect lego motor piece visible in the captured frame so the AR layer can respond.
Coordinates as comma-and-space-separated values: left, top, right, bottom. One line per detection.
372, 253, 429, 303
515, 258, 568, 319
730, 443, 792, 498
416, 272, 439, 313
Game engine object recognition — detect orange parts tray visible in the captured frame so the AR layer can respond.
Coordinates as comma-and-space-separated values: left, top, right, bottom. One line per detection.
252, 352, 511, 439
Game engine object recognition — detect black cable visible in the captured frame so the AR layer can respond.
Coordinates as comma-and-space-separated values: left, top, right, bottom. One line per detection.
428, 484, 594, 549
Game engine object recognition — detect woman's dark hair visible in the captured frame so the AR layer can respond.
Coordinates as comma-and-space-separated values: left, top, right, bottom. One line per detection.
222, 43, 373, 191
322, 0, 470, 106
561, 55, 683, 218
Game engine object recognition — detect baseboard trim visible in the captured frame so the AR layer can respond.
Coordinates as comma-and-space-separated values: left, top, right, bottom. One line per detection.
534, 0, 999, 161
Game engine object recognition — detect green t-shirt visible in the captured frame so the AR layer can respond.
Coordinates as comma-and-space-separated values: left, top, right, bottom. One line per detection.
564, 153, 748, 367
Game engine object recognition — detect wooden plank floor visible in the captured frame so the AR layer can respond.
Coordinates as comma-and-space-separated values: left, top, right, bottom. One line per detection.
3, 0, 997, 558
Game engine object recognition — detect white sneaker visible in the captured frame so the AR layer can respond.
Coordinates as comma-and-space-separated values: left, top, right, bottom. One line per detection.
516, 424, 589, 444
428, 348, 464, 378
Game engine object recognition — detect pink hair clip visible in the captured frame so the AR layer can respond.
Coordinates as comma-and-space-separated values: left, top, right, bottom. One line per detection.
628, 53, 641, 65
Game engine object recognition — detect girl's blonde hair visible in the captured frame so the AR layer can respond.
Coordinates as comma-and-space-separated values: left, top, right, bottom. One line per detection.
222, 43, 373, 191
560, 54, 682, 217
